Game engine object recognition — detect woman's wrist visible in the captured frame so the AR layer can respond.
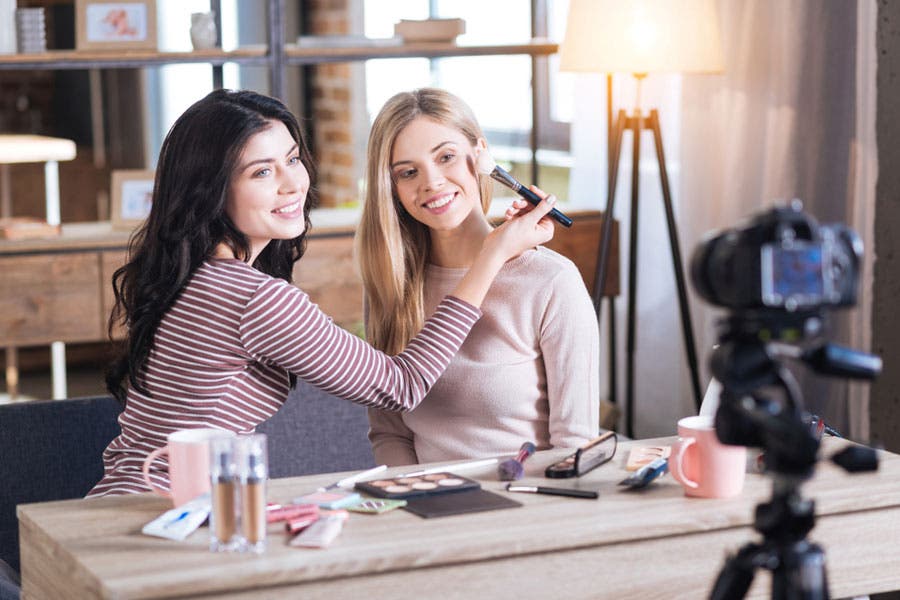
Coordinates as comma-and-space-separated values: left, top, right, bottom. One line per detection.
451, 248, 505, 307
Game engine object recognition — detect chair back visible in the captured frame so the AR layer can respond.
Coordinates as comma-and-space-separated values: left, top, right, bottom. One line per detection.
258, 379, 374, 478
0, 396, 122, 573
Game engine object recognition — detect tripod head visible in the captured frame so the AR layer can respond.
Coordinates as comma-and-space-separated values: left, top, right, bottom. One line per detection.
709, 309, 880, 481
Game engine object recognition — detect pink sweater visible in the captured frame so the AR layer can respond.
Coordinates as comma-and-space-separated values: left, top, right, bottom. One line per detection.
89, 258, 480, 497
368, 247, 600, 466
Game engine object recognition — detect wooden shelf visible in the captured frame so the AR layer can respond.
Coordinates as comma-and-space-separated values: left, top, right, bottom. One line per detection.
0, 222, 131, 255
0, 46, 270, 70
284, 39, 558, 65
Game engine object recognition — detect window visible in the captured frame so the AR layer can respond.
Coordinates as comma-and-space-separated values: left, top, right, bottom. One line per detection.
362, 0, 580, 198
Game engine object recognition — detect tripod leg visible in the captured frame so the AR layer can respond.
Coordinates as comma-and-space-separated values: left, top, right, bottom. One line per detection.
625, 111, 641, 439
772, 541, 829, 600
594, 111, 627, 413
710, 543, 762, 600
647, 109, 703, 411
592, 110, 627, 313
608, 297, 617, 414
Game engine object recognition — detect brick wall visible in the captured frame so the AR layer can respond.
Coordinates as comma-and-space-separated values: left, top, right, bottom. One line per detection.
308, 0, 362, 208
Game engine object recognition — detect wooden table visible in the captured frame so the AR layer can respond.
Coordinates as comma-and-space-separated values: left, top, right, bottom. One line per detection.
19, 436, 900, 599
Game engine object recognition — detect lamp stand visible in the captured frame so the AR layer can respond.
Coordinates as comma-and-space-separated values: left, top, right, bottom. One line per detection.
592, 102, 703, 438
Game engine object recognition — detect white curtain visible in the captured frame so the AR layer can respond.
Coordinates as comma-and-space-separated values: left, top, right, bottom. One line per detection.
678, 0, 878, 441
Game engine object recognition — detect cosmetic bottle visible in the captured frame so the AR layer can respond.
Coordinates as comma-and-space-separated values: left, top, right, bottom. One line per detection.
238, 434, 268, 553
209, 437, 239, 552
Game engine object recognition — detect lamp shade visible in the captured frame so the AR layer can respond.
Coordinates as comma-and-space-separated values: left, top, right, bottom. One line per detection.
560, 0, 724, 75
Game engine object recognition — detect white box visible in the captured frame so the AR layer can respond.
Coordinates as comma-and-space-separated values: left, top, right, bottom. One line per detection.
394, 18, 466, 43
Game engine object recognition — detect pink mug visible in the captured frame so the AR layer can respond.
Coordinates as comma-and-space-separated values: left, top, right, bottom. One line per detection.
142, 428, 235, 507
669, 415, 746, 499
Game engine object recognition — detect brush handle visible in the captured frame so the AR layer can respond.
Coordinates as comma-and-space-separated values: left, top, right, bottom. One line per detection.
506, 484, 599, 499
515, 441, 536, 463
490, 168, 573, 228
516, 186, 573, 228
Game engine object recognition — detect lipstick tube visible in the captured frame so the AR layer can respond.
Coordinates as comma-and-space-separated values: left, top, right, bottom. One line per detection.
267, 503, 319, 524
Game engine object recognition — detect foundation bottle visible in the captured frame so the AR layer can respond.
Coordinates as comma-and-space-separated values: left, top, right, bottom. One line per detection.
238, 434, 268, 553
209, 437, 239, 552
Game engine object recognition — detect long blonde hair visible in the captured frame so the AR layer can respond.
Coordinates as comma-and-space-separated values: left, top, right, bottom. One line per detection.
356, 88, 493, 354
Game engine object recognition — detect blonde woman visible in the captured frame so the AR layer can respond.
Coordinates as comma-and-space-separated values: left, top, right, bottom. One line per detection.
356, 88, 600, 466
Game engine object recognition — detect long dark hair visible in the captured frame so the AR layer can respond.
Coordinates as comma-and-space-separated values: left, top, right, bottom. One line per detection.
106, 89, 317, 404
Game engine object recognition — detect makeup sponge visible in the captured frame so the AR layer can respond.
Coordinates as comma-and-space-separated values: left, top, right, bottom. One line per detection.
498, 442, 536, 481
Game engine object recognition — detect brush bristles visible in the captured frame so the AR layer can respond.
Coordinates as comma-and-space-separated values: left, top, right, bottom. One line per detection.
475, 151, 498, 176
498, 458, 525, 481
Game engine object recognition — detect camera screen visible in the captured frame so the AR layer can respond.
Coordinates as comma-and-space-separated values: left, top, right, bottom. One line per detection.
761, 243, 825, 307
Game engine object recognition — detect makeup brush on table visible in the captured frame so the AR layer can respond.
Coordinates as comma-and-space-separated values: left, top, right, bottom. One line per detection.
498, 442, 537, 481
476, 152, 573, 228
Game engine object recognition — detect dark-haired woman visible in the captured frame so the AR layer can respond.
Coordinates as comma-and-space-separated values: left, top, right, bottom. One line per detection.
88, 89, 556, 497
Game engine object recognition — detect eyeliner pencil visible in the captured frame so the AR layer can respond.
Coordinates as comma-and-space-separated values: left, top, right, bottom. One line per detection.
506, 484, 599, 499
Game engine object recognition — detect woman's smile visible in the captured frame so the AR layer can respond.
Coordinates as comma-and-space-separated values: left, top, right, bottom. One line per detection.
423, 192, 457, 213
272, 200, 304, 217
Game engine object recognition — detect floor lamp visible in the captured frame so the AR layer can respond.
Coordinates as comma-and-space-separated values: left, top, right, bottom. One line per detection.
561, 0, 723, 436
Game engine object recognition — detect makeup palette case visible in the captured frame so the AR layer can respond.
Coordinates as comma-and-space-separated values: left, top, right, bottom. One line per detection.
354, 472, 480, 499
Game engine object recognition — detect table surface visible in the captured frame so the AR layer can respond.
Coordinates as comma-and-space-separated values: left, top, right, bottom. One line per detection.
18, 436, 900, 599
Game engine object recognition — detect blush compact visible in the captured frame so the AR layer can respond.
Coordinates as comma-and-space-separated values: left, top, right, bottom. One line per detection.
354, 472, 480, 499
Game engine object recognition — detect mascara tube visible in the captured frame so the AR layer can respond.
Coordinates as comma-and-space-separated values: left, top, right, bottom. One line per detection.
238, 434, 268, 553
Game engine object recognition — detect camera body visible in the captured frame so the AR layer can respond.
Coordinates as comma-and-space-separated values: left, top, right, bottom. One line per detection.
690, 201, 862, 314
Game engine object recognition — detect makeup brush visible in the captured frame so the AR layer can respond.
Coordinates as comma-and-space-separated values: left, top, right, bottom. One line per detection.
476, 152, 573, 228
498, 441, 537, 481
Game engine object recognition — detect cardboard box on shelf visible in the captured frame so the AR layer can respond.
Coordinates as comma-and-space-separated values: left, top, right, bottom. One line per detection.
0, 217, 61, 240
394, 18, 466, 43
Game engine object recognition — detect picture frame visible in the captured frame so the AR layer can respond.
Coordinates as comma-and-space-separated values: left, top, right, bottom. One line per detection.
76, 0, 157, 51
110, 169, 155, 230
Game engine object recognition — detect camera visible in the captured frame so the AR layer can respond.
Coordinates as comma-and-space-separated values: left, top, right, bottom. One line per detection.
690, 200, 862, 313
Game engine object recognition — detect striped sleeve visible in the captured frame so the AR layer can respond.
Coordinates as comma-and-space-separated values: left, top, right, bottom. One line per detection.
239, 278, 480, 412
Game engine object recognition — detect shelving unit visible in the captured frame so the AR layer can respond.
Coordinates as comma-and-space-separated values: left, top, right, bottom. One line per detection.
0, 0, 564, 400
0, 46, 270, 70
0, 4, 557, 89
0, 0, 558, 174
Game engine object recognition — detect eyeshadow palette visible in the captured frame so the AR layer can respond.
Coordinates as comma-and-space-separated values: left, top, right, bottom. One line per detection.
354, 472, 481, 500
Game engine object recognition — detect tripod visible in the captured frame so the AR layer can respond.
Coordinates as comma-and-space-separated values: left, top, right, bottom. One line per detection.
707, 312, 881, 599
711, 477, 828, 599
592, 79, 703, 437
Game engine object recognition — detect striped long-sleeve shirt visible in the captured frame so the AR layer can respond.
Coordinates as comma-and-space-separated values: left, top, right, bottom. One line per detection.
87, 258, 480, 497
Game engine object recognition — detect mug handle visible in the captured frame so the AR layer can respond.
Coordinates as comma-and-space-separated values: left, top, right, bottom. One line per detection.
670, 436, 700, 489
142, 446, 173, 499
